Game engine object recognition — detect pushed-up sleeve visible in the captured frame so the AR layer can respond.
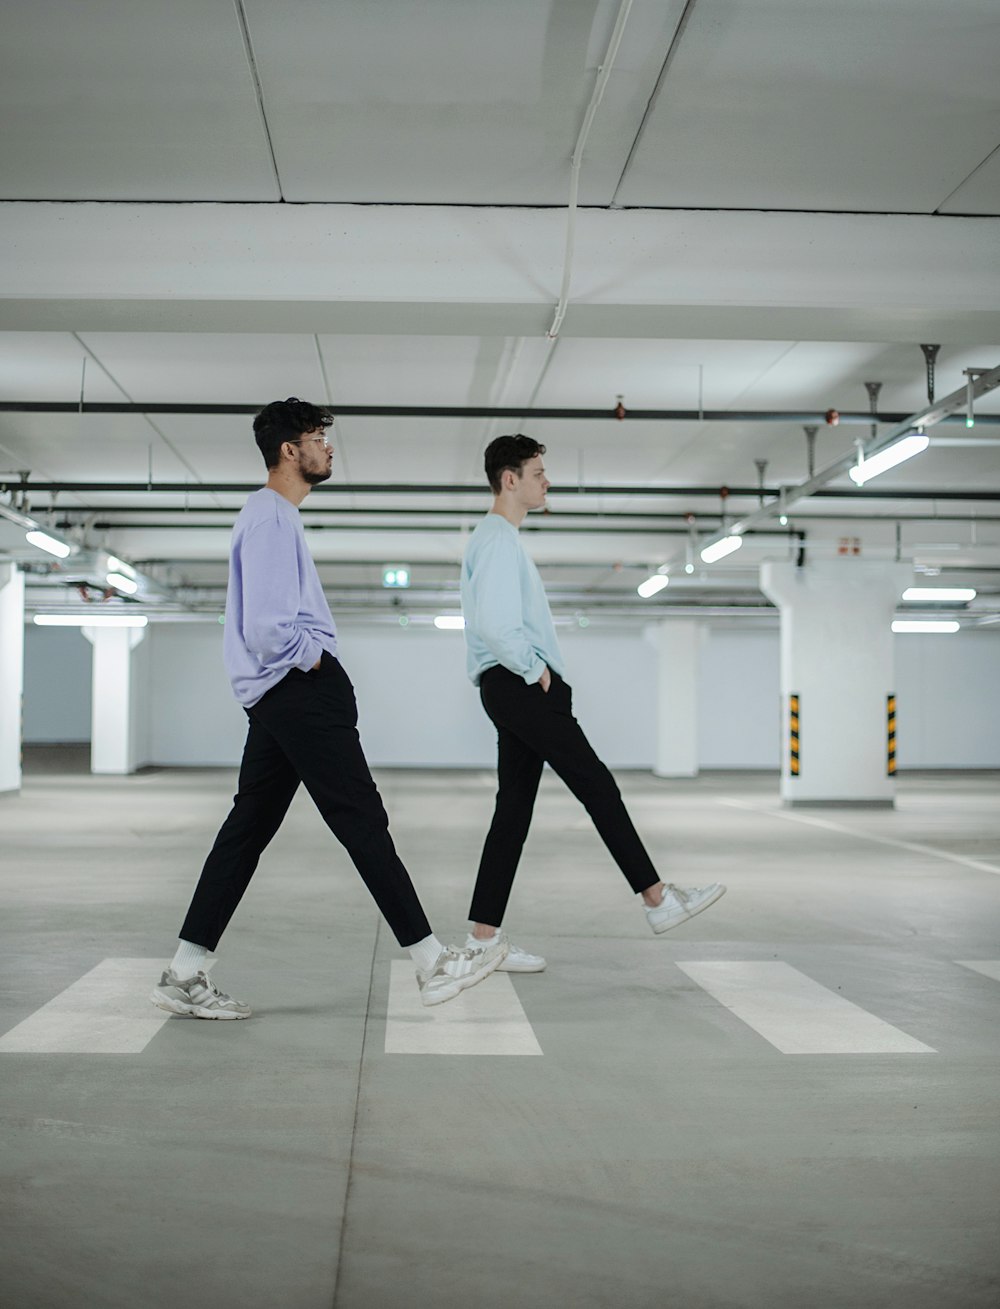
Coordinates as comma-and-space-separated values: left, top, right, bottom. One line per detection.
238, 518, 321, 673
468, 532, 547, 684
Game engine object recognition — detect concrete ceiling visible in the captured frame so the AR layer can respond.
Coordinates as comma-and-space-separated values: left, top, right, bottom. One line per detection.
1, 0, 999, 625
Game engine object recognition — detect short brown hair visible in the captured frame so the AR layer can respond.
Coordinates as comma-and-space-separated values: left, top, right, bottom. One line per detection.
484, 434, 546, 494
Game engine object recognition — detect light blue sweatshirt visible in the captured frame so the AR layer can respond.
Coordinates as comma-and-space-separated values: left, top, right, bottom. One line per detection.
223, 488, 338, 707
460, 513, 565, 686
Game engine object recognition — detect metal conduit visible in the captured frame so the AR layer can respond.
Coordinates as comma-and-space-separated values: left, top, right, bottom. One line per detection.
1, 401, 997, 425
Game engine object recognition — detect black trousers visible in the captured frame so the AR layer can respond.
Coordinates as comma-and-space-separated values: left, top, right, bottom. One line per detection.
469, 665, 660, 927
179, 653, 432, 950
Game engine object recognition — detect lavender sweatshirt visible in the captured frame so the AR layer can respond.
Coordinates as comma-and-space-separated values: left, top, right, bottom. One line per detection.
223, 488, 338, 707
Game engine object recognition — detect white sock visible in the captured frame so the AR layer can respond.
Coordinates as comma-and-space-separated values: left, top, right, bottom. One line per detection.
408, 933, 445, 972
170, 940, 209, 978
465, 930, 499, 951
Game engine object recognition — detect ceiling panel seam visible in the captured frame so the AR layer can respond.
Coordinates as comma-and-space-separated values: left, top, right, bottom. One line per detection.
610, 0, 700, 208
71, 334, 218, 505
232, 0, 284, 201
934, 139, 1000, 215
313, 335, 355, 500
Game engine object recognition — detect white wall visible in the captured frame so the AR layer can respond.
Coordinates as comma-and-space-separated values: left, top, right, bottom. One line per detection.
19, 618, 1000, 770
147, 624, 247, 765
22, 624, 92, 743
895, 630, 1000, 768
698, 628, 781, 769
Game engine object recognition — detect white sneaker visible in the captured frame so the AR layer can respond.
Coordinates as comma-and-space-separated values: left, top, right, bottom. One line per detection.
498, 943, 546, 972
150, 969, 252, 1020
417, 934, 509, 1006
645, 883, 726, 935
467, 934, 546, 973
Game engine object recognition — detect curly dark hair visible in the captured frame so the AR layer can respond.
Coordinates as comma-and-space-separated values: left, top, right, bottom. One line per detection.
483, 433, 546, 494
253, 397, 333, 470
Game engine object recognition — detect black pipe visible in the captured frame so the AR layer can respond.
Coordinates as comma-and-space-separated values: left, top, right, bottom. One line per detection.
11, 481, 1000, 500
0, 400, 996, 425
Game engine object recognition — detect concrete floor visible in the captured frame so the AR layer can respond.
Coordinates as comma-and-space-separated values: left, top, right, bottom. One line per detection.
2, 755, 999, 1309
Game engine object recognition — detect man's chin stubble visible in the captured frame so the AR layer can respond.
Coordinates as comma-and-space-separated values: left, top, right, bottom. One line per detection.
303, 467, 333, 486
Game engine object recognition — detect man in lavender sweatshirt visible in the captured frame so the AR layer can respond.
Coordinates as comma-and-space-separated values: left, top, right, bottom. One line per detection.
151, 398, 506, 1018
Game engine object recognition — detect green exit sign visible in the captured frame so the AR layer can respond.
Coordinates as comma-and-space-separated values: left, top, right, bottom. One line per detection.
382, 566, 410, 589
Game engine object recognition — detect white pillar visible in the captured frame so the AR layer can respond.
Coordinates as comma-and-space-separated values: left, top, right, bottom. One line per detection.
0, 564, 25, 794
83, 625, 149, 774
649, 619, 700, 778
760, 559, 911, 806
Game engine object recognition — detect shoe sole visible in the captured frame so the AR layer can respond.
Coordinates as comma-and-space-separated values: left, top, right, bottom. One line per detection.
421, 942, 509, 1007
150, 990, 251, 1020
650, 883, 727, 935
497, 959, 547, 973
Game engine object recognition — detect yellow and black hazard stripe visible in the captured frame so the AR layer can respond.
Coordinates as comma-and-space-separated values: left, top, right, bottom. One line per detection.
887, 694, 896, 776
789, 693, 800, 776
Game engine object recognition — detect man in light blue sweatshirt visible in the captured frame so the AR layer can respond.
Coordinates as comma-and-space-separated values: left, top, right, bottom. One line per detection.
460, 434, 726, 969
151, 398, 506, 1018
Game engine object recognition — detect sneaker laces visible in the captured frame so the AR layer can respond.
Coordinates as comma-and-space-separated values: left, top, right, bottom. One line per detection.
190, 972, 236, 1003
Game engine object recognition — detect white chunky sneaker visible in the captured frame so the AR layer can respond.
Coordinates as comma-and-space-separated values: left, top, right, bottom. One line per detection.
497, 942, 546, 973
645, 882, 726, 935
150, 969, 252, 1020
418, 934, 509, 1006
466, 933, 546, 973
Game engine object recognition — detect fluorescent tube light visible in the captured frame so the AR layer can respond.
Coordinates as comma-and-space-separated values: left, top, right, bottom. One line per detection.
25, 529, 72, 559
848, 433, 929, 486
891, 620, 959, 634
106, 572, 139, 594
105, 555, 136, 579
34, 613, 148, 628
901, 587, 976, 603
700, 535, 743, 564
433, 615, 465, 630
637, 574, 669, 598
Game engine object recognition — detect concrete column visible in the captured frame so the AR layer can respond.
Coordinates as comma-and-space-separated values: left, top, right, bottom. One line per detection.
760, 559, 911, 806
0, 564, 25, 794
83, 625, 150, 774
649, 619, 700, 778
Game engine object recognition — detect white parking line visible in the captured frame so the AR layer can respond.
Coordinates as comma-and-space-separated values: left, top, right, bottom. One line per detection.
718, 799, 1000, 876
956, 960, 1000, 983
0, 958, 211, 1054
384, 961, 543, 1056
677, 961, 936, 1054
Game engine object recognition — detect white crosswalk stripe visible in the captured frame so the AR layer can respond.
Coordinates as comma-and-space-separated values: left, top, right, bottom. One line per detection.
956, 960, 1000, 983
384, 960, 543, 1055
0, 958, 211, 1054
676, 961, 936, 1054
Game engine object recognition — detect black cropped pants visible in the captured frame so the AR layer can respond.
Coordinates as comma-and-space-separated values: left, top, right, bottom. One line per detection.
469, 665, 659, 927
179, 653, 432, 950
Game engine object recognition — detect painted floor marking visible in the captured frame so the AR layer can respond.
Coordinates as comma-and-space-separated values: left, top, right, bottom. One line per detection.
385, 961, 543, 1056
0, 958, 213, 1054
956, 960, 1000, 983
718, 798, 1000, 876
676, 961, 936, 1054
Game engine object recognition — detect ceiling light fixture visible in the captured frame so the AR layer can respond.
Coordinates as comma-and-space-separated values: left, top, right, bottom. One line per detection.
848, 432, 929, 486
25, 529, 73, 559
106, 572, 139, 594
637, 574, 669, 599
34, 613, 148, 628
891, 620, 959, 634
901, 587, 976, 603
433, 615, 465, 630
700, 535, 743, 564
105, 555, 136, 579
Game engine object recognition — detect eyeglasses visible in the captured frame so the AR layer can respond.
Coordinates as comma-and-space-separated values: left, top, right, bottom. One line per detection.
293, 435, 332, 449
